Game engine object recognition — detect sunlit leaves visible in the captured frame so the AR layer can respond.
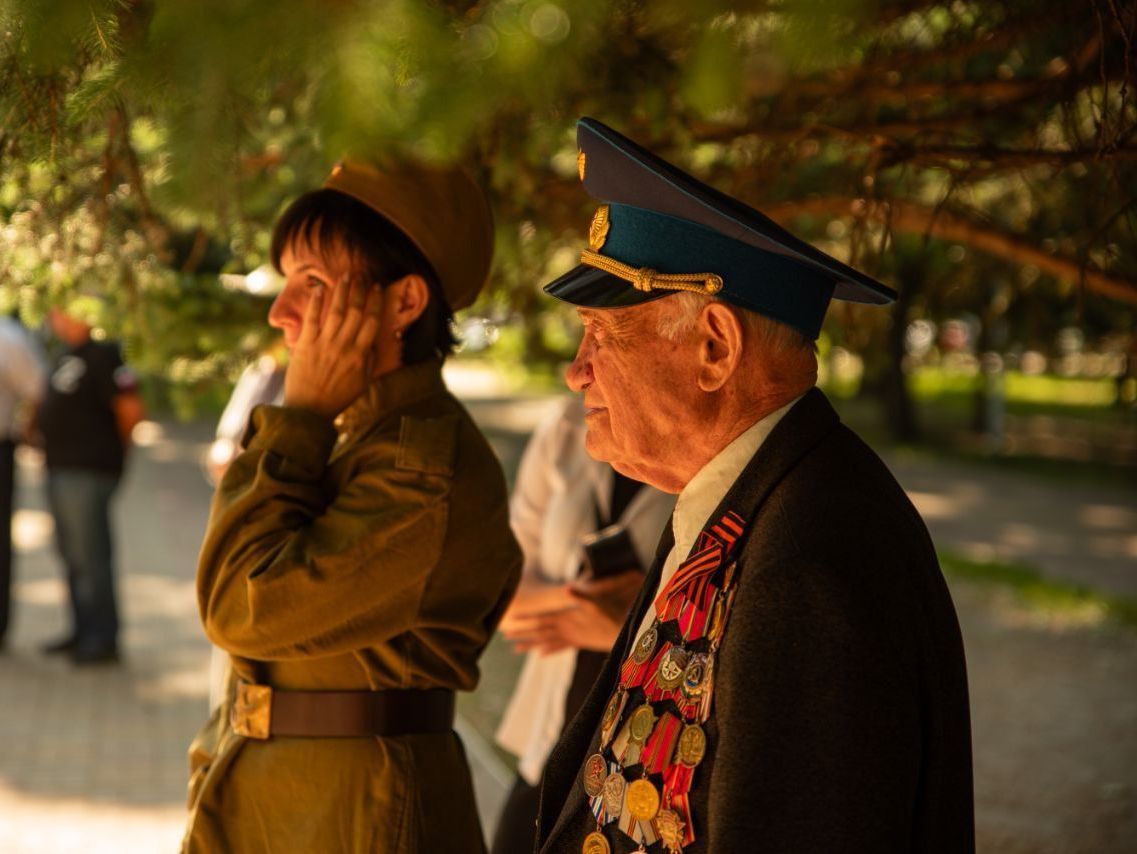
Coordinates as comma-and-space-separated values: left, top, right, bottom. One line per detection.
0, 0, 1133, 412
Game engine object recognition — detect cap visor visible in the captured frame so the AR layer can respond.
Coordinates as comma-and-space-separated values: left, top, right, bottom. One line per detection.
833, 278, 896, 304
543, 264, 671, 309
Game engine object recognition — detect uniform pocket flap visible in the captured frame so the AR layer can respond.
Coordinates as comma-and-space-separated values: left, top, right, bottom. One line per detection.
396, 415, 459, 477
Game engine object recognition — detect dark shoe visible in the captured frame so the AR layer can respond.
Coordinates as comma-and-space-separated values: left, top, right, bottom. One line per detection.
70, 643, 120, 666
41, 634, 79, 655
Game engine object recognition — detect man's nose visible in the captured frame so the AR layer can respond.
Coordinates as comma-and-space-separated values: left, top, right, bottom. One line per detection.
564, 337, 593, 392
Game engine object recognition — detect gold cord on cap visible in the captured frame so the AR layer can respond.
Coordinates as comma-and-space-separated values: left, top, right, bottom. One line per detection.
580, 249, 724, 296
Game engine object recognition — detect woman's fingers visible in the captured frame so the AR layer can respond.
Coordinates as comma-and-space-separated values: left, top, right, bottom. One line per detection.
322, 272, 351, 342
355, 283, 384, 353
330, 276, 382, 355
298, 282, 325, 346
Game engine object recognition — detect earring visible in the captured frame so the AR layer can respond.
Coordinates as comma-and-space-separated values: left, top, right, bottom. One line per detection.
394, 328, 404, 341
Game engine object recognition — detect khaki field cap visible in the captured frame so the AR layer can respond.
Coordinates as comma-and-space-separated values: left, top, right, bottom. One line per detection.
324, 158, 494, 311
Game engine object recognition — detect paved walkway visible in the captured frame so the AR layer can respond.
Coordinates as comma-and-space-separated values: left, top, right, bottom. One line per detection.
0, 396, 1133, 852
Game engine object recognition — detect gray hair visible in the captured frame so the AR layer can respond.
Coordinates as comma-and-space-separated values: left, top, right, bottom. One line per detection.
655, 292, 816, 356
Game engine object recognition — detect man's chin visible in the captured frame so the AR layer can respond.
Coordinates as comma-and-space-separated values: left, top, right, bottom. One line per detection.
582, 429, 615, 464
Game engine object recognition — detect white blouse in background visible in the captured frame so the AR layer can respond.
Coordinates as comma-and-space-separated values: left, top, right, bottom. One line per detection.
495, 396, 676, 785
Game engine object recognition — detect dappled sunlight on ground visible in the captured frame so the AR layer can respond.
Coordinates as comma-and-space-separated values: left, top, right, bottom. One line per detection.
1080, 503, 1137, 530
951, 577, 1137, 852
11, 509, 53, 552
1, 404, 1133, 852
0, 784, 185, 854
888, 450, 1137, 599
906, 489, 970, 520
1, 423, 214, 853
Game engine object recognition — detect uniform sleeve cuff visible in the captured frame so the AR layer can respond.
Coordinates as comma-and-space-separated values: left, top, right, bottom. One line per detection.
244, 404, 338, 481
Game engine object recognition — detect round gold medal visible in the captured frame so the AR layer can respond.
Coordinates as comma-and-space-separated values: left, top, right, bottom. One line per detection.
625, 778, 660, 822
582, 753, 607, 797
582, 830, 610, 854
631, 624, 659, 665
655, 646, 690, 690
654, 808, 686, 853
627, 704, 656, 743
602, 770, 626, 818
676, 723, 707, 767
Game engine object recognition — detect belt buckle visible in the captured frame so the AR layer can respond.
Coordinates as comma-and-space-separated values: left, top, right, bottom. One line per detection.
231, 682, 273, 739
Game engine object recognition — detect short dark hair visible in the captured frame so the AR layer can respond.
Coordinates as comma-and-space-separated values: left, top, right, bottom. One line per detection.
270, 189, 457, 363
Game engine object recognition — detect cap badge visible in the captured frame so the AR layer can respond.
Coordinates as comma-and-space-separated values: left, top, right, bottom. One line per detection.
577, 149, 587, 181
588, 204, 611, 251
330, 162, 344, 178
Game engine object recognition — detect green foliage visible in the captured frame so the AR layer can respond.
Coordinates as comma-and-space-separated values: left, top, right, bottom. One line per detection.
0, 0, 1134, 414
908, 368, 1120, 409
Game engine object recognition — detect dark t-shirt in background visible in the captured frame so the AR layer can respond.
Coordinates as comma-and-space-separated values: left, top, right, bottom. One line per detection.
39, 339, 136, 476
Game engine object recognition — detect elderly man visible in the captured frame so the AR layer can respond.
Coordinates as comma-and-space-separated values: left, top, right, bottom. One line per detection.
534, 119, 973, 854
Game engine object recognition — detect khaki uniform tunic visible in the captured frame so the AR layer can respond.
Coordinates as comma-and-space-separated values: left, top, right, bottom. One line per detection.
183, 359, 522, 854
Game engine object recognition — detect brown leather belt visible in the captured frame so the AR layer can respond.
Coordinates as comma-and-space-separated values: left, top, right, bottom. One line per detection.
231, 682, 455, 739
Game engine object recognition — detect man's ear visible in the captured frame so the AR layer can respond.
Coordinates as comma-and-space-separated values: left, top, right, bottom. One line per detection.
388, 274, 431, 329
696, 302, 744, 392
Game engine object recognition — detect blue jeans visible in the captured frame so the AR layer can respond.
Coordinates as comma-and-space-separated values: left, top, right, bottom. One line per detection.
47, 468, 120, 650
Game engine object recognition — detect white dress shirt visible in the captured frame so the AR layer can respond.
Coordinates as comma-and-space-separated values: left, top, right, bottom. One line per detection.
630, 397, 799, 644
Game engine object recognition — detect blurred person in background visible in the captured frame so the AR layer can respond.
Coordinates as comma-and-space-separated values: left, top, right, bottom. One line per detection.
0, 310, 47, 650
203, 343, 286, 487
491, 396, 674, 854
37, 306, 145, 665
183, 158, 522, 854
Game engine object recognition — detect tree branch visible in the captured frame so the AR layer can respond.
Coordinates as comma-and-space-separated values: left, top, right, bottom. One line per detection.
878, 141, 1137, 168
764, 196, 1137, 304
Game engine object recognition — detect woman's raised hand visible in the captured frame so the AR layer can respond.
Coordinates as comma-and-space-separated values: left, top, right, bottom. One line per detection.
283, 274, 384, 418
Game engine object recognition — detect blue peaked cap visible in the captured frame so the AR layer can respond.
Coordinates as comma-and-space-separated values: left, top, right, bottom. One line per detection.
543, 118, 897, 340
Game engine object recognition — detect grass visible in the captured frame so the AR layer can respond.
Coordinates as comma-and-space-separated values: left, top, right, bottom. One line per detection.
939, 550, 1137, 632
827, 375, 1136, 490
908, 368, 1121, 415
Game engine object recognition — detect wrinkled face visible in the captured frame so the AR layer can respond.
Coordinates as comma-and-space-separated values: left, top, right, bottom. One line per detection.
565, 302, 701, 488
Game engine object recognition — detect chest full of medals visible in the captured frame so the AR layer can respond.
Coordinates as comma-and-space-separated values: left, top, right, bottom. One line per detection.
579, 510, 747, 853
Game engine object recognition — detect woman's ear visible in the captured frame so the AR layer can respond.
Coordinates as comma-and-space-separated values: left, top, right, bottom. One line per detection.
388, 274, 431, 330
696, 302, 744, 392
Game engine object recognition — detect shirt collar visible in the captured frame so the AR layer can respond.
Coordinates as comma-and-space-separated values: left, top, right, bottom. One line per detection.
670, 396, 800, 559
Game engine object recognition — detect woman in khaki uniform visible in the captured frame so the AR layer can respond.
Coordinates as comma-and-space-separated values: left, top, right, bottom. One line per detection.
183, 159, 522, 853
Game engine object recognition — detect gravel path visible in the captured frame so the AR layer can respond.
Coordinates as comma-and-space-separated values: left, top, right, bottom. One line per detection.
0, 400, 1133, 852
